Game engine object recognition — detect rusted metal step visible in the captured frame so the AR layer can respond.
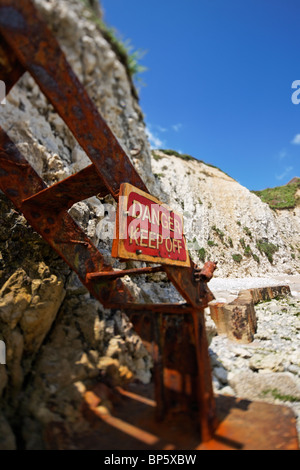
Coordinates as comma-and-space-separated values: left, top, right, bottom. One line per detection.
22, 164, 108, 212
86, 265, 165, 282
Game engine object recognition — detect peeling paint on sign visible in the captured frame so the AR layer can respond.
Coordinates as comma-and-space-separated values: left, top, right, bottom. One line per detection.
112, 183, 190, 267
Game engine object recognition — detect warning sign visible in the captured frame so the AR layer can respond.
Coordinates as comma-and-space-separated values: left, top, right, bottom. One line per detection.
112, 183, 190, 267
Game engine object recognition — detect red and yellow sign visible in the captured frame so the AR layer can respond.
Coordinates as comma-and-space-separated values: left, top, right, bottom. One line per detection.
112, 183, 190, 267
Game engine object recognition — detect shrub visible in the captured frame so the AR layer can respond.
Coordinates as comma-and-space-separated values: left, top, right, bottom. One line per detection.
253, 179, 300, 210
212, 225, 225, 243
152, 152, 163, 161
244, 245, 252, 257
232, 254, 243, 263
239, 238, 246, 249
80, 0, 147, 82
256, 239, 279, 264
198, 248, 206, 262
243, 226, 252, 239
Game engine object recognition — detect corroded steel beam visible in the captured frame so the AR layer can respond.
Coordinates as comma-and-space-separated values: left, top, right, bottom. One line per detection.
127, 308, 218, 440
0, 37, 24, 93
0, 127, 133, 307
22, 164, 108, 212
0, 0, 148, 200
86, 265, 165, 282
0, 0, 215, 310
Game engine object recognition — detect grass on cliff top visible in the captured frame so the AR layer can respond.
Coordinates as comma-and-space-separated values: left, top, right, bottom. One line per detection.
80, 0, 147, 85
154, 149, 233, 178
253, 179, 300, 210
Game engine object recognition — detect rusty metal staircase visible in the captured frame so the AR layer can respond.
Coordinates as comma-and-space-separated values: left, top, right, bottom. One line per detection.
0, 0, 298, 450
0, 0, 218, 444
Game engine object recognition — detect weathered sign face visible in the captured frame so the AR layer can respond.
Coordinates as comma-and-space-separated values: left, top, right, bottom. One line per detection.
112, 183, 191, 267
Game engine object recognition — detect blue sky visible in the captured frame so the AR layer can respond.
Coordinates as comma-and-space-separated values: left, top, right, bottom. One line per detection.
101, 0, 300, 190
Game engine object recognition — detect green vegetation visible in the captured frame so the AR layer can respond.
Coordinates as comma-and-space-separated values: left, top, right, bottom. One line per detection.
238, 238, 260, 261
256, 239, 279, 264
152, 152, 163, 161
261, 389, 299, 403
198, 248, 206, 262
190, 237, 200, 250
80, 0, 147, 83
243, 226, 253, 239
207, 240, 218, 247
232, 254, 243, 263
239, 238, 252, 257
189, 238, 206, 262
212, 225, 225, 243
157, 150, 233, 177
244, 245, 252, 257
253, 179, 300, 210
228, 237, 233, 248
239, 238, 246, 249
158, 149, 195, 161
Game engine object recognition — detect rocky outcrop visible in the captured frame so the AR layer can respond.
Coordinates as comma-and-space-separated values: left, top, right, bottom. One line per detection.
151, 150, 300, 277
209, 285, 291, 343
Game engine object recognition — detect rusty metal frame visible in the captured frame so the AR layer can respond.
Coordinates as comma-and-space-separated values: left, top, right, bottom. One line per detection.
1, 0, 297, 451
0, 1, 217, 442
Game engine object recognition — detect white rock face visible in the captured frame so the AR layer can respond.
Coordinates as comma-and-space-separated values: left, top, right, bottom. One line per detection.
151, 151, 300, 277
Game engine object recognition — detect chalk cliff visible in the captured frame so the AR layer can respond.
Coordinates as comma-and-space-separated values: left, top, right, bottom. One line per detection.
151, 150, 300, 277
